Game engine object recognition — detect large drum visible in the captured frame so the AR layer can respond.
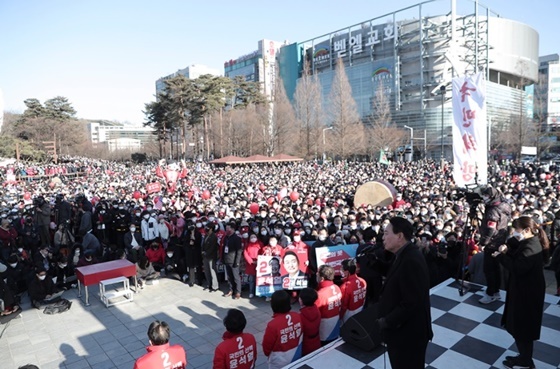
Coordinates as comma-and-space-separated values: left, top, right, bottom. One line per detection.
354, 180, 397, 208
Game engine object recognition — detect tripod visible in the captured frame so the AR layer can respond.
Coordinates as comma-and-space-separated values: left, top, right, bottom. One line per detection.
457, 198, 482, 296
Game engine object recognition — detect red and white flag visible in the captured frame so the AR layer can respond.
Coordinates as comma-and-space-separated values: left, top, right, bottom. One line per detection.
452, 72, 488, 187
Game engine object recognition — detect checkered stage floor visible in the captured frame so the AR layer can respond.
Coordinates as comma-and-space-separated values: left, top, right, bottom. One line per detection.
285, 278, 560, 369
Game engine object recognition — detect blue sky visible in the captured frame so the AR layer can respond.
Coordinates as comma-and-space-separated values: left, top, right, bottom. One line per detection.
1, 0, 558, 124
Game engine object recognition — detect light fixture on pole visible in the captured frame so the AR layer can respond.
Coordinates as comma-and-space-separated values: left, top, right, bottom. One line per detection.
404, 125, 413, 162
440, 85, 446, 167
322, 126, 333, 162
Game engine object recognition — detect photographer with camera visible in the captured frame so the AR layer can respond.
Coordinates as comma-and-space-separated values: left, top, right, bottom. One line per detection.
54, 194, 72, 227
478, 186, 511, 304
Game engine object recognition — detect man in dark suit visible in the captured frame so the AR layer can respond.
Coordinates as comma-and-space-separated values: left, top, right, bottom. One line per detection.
376, 217, 433, 369
222, 222, 242, 299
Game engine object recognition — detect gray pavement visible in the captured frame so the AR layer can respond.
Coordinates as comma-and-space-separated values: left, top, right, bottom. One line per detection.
1, 276, 275, 369
1, 269, 558, 369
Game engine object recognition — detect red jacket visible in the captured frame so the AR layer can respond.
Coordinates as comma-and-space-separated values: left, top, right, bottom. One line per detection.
146, 245, 166, 265
315, 280, 342, 342
243, 241, 262, 276
299, 305, 321, 356
339, 274, 367, 322
262, 311, 303, 369
133, 343, 186, 369
213, 331, 257, 369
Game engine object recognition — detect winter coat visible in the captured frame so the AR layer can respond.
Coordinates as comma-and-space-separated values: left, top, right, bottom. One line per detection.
243, 241, 262, 276
182, 229, 202, 268
213, 331, 257, 369
262, 312, 303, 369
299, 305, 321, 356
498, 235, 545, 341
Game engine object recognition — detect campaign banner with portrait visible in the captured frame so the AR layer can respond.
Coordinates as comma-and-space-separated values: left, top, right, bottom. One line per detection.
315, 244, 360, 276
279, 249, 309, 290
256, 255, 282, 297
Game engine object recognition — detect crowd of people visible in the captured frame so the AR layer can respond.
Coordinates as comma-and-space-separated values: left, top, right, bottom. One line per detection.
0, 156, 558, 368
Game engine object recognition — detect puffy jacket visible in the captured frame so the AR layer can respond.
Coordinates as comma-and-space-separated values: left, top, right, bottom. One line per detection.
133, 343, 186, 369
315, 280, 342, 342
213, 331, 257, 369
262, 311, 303, 369
339, 274, 367, 323
243, 241, 262, 276
299, 305, 321, 356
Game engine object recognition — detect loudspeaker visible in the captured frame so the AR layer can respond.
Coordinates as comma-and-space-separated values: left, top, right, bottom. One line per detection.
340, 304, 382, 351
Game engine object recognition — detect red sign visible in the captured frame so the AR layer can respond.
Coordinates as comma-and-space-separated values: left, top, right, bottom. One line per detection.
146, 182, 162, 194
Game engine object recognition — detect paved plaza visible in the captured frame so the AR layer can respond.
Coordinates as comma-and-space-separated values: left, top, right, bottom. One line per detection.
0, 271, 558, 369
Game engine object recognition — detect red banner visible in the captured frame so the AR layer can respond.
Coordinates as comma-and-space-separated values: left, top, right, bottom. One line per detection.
146, 182, 162, 194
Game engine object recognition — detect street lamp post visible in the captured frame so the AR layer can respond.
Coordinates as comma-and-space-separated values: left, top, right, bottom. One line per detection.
440, 85, 446, 168
322, 126, 333, 162
404, 125, 413, 161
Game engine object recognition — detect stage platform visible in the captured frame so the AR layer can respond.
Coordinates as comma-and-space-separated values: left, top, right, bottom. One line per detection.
285, 279, 560, 369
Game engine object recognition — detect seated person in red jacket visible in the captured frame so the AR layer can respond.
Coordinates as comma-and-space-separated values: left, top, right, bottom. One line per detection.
213, 309, 257, 369
298, 288, 321, 356
339, 258, 367, 324
145, 241, 165, 271
315, 264, 342, 346
262, 290, 303, 369
134, 320, 186, 369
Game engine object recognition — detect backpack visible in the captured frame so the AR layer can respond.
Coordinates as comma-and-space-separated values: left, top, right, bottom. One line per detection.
43, 299, 72, 315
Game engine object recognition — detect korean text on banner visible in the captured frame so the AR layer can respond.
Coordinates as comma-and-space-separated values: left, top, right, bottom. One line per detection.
452, 73, 488, 187
315, 244, 359, 276
255, 255, 282, 297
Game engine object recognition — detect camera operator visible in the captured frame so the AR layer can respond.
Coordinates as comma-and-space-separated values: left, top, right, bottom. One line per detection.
32, 196, 51, 248
478, 186, 511, 304
54, 194, 72, 227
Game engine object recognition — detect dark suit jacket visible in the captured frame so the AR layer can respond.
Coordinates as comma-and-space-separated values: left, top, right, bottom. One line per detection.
378, 242, 433, 350
222, 233, 242, 266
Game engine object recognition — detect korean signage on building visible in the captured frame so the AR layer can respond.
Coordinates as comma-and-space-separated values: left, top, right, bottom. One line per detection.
311, 23, 396, 70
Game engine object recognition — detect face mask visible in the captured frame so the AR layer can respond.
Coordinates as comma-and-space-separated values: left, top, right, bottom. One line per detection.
250, 237, 257, 243
305, 229, 311, 234
318, 235, 327, 241
208, 216, 215, 222
293, 236, 301, 242
9, 263, 17, 268
285, 229, 291, 235
38, 275, 46, 281
167, 253, 174, 258
275, 229, 282, 235
242, 233, 249, 239
130, 227, 136, 232
143, 214, 149, 219
18, 248, 23, 253
269, 241, 277, 247
118, 206, 124, 210
59, 264, 67, 268
512, 231, 524, 241
196, 222, 202, 228
252, 227, 259, 233
261, 230, 267, 235
350, 224, 357, 230
147, 207, 152, 211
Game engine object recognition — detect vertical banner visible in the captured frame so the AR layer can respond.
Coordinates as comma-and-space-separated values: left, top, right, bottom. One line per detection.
452, 73, 488, 187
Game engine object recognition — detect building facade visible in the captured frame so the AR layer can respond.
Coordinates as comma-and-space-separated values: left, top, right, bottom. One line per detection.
88, 121, 155, 150
536, 54, 560, 126
224, 39, 287, 101
155, 64, 222, 95
278, 0, 539, 160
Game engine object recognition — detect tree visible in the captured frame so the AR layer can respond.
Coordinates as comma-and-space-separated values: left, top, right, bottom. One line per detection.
10, 97, 87, 156
143, 99, 170, 158
271, 69, 298, 155
327, 58, 364, 158
365, 81, 407, 160
293, 61, 323, 159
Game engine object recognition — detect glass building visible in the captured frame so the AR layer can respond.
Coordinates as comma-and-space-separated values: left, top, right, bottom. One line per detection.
277, 0, 539, 160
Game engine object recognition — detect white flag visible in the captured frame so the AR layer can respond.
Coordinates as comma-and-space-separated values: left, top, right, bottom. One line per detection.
452, 73, 488, 187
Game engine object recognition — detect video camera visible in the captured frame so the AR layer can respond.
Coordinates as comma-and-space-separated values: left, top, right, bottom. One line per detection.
451, 185, 485, 207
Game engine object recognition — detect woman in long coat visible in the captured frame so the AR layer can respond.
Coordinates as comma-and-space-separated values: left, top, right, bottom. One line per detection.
495, 216, 549, 369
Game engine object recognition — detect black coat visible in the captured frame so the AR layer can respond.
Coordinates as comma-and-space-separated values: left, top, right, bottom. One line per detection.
202, 231, 219, 260
182, 229, 202, 268
498, 236, 545, 341
222, 233, 242, 266
378, 242, 433, 367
